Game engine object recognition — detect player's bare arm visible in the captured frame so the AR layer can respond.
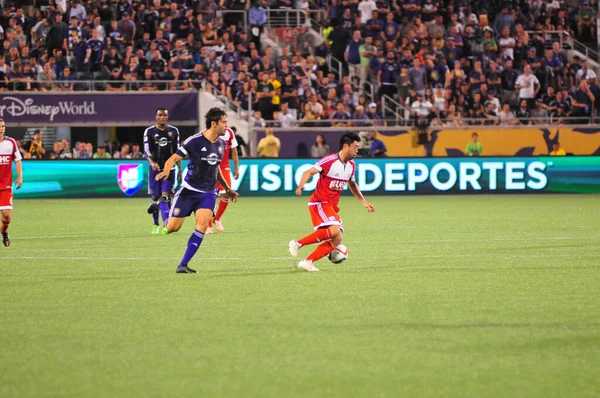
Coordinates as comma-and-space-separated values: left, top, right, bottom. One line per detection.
14, 159, 22, 189
156, 153, 182, 180
348, 180, 375, 213
232, 147, 240, 179
295, 167, 320, 195
217, 167, 239, 202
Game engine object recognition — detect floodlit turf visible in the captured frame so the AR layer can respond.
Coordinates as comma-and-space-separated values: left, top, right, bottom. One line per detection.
1, 195, 599, 398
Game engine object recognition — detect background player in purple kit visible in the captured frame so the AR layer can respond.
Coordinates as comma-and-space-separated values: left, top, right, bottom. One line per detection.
156, 107, 239, 274
144, 108, 182, 234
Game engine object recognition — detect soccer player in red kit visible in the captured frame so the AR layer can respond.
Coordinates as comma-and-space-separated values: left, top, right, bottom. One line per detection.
0, 118, 23, 247
289, 132, 375, 272
207, 127, 239, 234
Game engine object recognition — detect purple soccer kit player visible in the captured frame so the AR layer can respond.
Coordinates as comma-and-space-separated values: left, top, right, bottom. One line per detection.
155, 107, 239, 274
144, 108, 183, 234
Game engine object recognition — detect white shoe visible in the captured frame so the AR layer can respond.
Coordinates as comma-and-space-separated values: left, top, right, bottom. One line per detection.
298, 260, 319, 272
289, 240, 301, 258
206, 227, 214, 234
215, 219, 224, 232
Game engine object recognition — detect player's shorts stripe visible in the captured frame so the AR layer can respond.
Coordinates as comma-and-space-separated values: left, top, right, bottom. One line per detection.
0, 206, 13, 210
317, 203, 329, 223
169, 187, 183, 217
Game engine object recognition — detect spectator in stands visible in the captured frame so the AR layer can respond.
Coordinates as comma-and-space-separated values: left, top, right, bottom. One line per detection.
515, 65, 540, 109
257, 127, 280, 158
107, 68, 125, 91
113, 143, 132, 159
231, 127, 249, 157
367, 131, 387, 157
60, 139, 74, 159
27, 130, 46, 159
532, 99, 551, 125
516, 99, 532, 125
51, 141, 63, 159
311, 134, 330, 158
93, 146, 111, 159
465, 133, 483, 157
571, 79, 595, 120
499, 104, 519, 126
250, 110, 267, 128
248, 1, 267, 52
277, 102, 296, 128
131, 144, 144, 159
549, 141, 567, 156
578, 2, 596, 41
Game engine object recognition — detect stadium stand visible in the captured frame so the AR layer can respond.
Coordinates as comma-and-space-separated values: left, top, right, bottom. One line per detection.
0, 0, 598, 128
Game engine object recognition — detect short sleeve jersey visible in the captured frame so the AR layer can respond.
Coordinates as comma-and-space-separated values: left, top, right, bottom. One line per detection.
176, 131, 226, 193
0, 137, 22, 190
309, 154, 356, 210
219, 128, 239, 170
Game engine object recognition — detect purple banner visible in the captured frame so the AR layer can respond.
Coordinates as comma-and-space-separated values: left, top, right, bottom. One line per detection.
0, 93, 198, 125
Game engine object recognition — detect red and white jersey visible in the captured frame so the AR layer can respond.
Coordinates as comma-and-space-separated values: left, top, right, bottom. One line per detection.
0, 136, 21, 191
219, 128, 238, 170
309, 154, 356, 209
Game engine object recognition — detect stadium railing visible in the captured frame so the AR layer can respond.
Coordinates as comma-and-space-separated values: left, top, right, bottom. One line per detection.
258, 116, 594, 128
7, 79, 205, 92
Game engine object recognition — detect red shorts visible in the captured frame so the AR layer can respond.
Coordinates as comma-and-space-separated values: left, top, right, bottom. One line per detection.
308, 202, 344, 231
0, 189, 13, 210
216, 167, 231, 194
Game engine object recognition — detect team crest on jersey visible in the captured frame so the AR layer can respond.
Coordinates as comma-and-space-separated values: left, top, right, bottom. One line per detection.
168, 132, 172, 137
173, 208, 180, 216
218, 146, 223, 154
117, 164, 144, 196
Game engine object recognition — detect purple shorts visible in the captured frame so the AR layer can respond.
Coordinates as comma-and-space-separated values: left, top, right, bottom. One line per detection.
148, 169, 175, 197
170, 187, 217, 218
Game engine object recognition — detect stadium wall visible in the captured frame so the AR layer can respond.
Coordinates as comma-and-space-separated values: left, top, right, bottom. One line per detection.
11, 157, 600, 198
256, 127, 600, 158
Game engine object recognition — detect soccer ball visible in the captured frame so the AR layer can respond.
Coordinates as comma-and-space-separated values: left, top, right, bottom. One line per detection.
328, 244, 348, 264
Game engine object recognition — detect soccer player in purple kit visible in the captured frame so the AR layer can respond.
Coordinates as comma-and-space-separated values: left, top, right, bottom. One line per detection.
156, 107, 239, 274
144, 108, 182, 234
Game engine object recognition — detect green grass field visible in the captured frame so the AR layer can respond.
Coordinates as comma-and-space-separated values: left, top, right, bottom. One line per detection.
1, 195, 599, 397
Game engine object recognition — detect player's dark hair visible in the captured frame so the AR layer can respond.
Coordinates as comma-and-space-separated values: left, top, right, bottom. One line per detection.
231, 126, 237, 132
339, 132, 360, 150
205, 107, 227, 129
156, 107, 168, 114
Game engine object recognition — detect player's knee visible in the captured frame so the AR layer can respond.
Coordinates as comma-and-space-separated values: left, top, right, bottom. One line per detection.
329, 225, 342, 238
2, 213, 10, 223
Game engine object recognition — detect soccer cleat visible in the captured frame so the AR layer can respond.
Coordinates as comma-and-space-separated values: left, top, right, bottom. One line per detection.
298, 260, 318, 272
152, 225, 160, 234
289, 240, 301, 258
205, 227, 214, 234
1, 232, 10, 247
214, 219, 224, 232
147, 201, 159, 214
176, 265, 197, 273
161, 227, 169, 235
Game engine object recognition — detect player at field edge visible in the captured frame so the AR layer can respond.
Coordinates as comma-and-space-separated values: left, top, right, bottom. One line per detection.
144, 108, 183, 235
206, 124, 240, 234
155, 107, 239, 273
0, 118, 23, 247
289, 132, 376, 272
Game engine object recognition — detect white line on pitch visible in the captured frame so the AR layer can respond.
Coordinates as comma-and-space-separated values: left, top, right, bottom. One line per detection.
2, 253, 599, 262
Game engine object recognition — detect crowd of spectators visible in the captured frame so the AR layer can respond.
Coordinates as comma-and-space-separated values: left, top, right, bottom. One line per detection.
18, 126, 250, 160
0, 0, 599, 126
16, 130, 147, 160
